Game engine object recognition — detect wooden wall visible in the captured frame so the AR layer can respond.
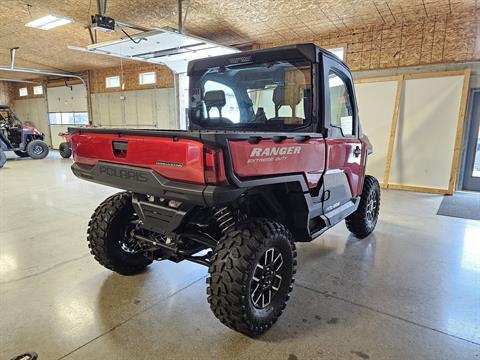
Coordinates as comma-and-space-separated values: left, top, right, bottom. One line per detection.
0, 81, 15, 106
10, 82, 46, 100
256, 10, 479, 71
89, 63, 174, 93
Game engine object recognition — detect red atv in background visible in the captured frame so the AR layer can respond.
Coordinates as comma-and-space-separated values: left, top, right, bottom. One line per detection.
69, 44, 380, 336
0, 105, 49, 162
59, 125, 96, 158
58, 131, 72, 158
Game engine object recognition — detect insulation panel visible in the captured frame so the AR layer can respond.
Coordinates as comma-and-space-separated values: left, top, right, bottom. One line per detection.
91, 88, 175, 129
354, 80, 399, 183
389, 75, 465, 190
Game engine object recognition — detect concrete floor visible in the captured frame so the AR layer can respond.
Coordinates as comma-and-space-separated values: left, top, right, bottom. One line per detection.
1, 151, 479, 360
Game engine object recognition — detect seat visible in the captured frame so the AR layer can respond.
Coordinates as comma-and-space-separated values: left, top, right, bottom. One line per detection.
272, 85, 303, 118
204, 90, 226, 119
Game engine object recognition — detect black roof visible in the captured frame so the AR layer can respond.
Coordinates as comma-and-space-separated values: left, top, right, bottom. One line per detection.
187, 43, 344, 75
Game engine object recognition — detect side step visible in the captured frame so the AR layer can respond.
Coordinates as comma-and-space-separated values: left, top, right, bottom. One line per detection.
309, 199, 358, 239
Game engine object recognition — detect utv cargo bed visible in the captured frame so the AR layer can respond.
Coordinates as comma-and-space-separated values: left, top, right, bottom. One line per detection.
69, 127, 243, 205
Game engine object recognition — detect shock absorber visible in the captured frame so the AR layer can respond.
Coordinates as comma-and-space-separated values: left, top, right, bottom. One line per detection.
213, 206, 236, 234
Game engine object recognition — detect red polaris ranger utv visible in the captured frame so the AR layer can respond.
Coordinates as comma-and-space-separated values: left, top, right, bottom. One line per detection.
70, 44, 380, 336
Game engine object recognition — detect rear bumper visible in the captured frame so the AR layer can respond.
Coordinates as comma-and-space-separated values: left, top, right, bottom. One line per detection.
71, 161, 244, 206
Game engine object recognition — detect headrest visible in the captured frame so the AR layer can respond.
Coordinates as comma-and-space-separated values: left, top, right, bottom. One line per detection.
204, 90, 226, 109
272, 85, 303, 108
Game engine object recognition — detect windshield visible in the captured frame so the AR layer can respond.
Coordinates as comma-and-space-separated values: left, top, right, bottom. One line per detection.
189, 60, 312, 130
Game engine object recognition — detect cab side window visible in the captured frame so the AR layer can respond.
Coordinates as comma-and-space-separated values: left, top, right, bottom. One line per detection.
328, 70, 354, 136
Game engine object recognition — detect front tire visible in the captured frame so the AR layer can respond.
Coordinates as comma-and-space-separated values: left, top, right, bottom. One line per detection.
87, 192, 152, 275
345, 175, 381, 238
59, 142, 72, 158
208, 218, 296, 337
26, 140, 49, 159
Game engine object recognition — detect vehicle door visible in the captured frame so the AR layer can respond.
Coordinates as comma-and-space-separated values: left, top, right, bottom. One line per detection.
321, 55, 366, 213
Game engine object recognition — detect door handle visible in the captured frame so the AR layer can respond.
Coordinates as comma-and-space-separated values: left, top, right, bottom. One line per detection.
353, 146, 361, 157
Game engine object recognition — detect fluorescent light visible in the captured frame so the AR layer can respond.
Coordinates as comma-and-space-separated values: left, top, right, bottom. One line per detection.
26, 15, 57, 28
42, 18, 71, 30
25, 15, 72, 30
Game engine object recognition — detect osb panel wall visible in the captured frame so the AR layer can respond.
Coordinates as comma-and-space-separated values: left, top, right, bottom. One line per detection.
11, 82, 46, 100
0, 81, 15, 106
89, 63, 174, 93
1, 0, 477, 73
256, 10, 479, 71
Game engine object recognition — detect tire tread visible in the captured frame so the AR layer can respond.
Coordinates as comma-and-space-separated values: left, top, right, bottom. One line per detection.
207, 218, 296, 336
87, 191, 152, 275
345, 175, 381, 238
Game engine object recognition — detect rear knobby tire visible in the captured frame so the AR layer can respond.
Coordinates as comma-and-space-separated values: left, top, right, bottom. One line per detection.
87, 191, 152, 275
207, 218, 296, 337
26, 140, 49, 159
59, 142, 72, 158
345, 175, 380, 238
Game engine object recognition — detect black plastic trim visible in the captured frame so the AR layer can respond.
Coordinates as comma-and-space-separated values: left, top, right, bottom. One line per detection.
71, 162, 244, 206
132, 194, 191, 234
187, 43, 319, 75
68, 127, 206, 142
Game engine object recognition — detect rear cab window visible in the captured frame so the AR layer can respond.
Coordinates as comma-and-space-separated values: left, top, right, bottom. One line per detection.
189, 60, 312, 131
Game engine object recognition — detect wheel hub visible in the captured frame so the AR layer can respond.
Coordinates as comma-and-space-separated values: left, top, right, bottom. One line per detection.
366, 192, 377, 223
251, 248, 284, 309
119, 219, 144, 253
32, 145, 43, 155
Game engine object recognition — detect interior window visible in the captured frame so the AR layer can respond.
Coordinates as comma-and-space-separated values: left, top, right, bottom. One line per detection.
329, 71, 353, 136
204, 81, 240, 123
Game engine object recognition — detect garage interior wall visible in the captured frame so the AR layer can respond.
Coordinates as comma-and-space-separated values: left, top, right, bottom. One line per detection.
88, 63, 176, 129
0, 81, 15, 106
389, 74, 466, 191
256, 9, 478, 72
90, 88, 176, 129
13, 98, 50, 145
10, 82, 51, 147
354, 79, 399, 185
354, 70, 470, 194
47, 84, 88, 149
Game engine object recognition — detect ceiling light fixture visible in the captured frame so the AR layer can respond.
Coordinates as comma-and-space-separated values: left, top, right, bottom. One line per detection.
25, 15, 72, 30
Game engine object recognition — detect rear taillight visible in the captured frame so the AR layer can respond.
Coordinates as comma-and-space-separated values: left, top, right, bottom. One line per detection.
204, 146, 227, 185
